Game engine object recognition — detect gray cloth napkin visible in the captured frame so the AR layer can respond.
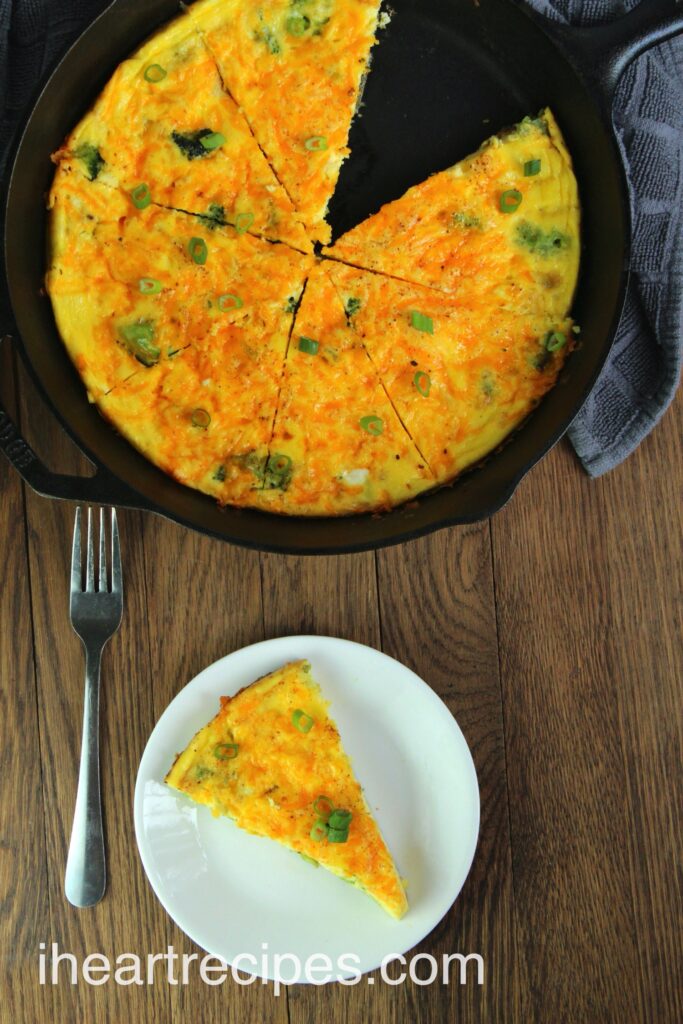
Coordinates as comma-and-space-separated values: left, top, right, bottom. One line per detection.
1, 0, 681, 476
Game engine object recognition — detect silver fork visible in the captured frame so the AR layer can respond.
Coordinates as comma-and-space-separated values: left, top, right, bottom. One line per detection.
65, 507, 123, 908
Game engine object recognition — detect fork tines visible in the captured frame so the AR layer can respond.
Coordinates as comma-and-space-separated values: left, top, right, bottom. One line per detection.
70, 507, 122, 596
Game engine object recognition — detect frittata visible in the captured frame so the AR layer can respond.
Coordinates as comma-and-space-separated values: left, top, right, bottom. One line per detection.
47, 0, 581, 517
165, 660, 409, 919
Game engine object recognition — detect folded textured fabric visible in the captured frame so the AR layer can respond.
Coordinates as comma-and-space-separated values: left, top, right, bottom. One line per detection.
1, 0, 681, 476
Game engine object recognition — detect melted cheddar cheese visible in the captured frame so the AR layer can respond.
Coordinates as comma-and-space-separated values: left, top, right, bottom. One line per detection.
251, 265, 434, 515
54, 13, 311, 252
326, 110, 580, 320
190, 0, 384, 244
165, 660, 408, 919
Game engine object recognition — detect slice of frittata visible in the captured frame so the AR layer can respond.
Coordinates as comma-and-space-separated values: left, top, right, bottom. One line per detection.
325, 109, 580, 321
191, 0, 386, 244
165, 660, 408, 919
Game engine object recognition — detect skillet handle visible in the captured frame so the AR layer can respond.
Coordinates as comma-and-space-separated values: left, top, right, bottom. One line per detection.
0, 339, 148, 509
547, 0, 683, 108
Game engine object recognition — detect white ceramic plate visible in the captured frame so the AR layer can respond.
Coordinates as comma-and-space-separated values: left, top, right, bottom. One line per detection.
134, 635, 480, 982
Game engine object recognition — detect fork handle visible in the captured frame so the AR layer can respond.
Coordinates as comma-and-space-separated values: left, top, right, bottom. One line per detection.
65, 643, 106, 908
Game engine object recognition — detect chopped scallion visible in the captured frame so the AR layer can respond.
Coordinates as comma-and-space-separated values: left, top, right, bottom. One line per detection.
310, 820, 328, 841
292, 709, 314, 733
500, 189, 523, 213
188, 237, 208, 265
138, 277, 162, 295
414, 370, 431, 397
304, 135, 327, 152
359, 415, 383, 436
119, 321, 159, 366
328, 809, 352, 830
191, 408, 211, 429
234, 212, 254, 235
327, 827, 349, 844
218, 293, 244, 311
410, 310, 434, 334
524, 158, 541, 176
143, 64, 167, 83
298, 336, 319, 355
130, 183, 151, 209
213, 742, 239, 760
200, 131, 226, 151
313, 795, 334, 820
544, 331, 567, 352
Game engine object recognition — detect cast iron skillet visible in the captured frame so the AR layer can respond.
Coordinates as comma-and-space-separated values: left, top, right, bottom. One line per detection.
1, 0, 681, 554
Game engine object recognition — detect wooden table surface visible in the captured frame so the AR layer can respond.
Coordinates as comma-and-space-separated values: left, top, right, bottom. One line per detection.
1, 343, 681, 1024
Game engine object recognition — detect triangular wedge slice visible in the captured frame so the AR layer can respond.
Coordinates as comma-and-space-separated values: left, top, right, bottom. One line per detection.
325, 109, 580, 319
165, 659, 408, 918
47, 163, 313, 406
328, 262, 574, 483
251, 265, 434, 515
190, 0, 385, 244
53, 12, 311, 252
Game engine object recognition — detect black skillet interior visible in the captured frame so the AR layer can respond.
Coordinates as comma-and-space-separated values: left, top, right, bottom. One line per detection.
4, 0, 628, 553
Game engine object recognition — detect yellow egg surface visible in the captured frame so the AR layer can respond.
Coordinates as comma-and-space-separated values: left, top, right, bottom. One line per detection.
165, 659, 409, 919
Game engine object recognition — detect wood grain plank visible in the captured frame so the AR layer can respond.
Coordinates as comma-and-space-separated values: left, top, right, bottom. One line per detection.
0, 347, 53, 1024
491, 395, 683, 1024
377, 525, 526, 1023
17, 362, 175, 1024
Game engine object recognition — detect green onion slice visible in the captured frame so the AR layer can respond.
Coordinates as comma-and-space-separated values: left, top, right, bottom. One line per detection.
143, 64, 167, 83
360, 415, 383, 436
524, 158, 541, 176
544, 331, 567, 352
310, 820, 328, 842
130, 183, 151, 209
234, 212, 254, 235
327, 827, 349, 844
191, 408, 211, 429
213, 742, 239, 760
292, 709, 314, 733
313, 795, 334, 820
500, 189, 523, 213
410, 310, 434, 334
188, 237, 208, 265
119, 321, 160, 366
298, 336, 319, 355
218, 293, 244, 311
286, 12, 310, 35
328, 808, 352, 830
200, 131, 226, 151
414, 371, 431, 397
304, 135, 328, 152
138, 277, 162, 295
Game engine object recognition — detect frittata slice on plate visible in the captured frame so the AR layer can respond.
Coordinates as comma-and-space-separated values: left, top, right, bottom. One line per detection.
47, 162, 313, 405
165, 659, 408, 919
328, 262, 574, 483
52, 13, 311, 252
251, 265, 434, 515
190, 0, 385, 244
325, 109, 580, 319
